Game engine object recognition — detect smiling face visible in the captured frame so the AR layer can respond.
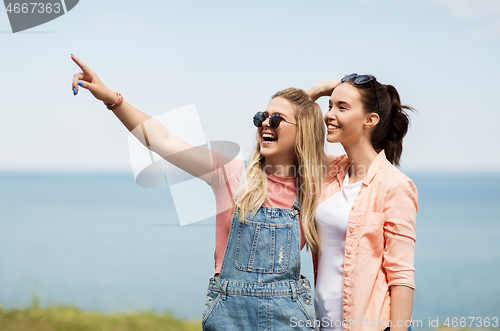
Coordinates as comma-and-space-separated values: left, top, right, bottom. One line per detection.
325, 83, 378, 146
258, 96, 298, 166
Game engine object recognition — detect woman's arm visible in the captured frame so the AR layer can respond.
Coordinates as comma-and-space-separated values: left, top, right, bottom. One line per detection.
305, 79, 341, 101
71, 55, 213, 184
390, 285, 414, 331
382, 178, 418, 329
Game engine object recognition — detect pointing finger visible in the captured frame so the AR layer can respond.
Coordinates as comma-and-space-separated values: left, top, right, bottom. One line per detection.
71, 54, 94, 75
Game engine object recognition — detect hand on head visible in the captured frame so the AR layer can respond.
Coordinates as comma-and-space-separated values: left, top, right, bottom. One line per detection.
305, 79, 342, 101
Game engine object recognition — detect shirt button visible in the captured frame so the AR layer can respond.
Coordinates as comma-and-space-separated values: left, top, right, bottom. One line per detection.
351, 206, 355, 210
344, 271, 349, 276
348, 228, 353, 233
344, 294, 347, 299
346, 250, 351, 255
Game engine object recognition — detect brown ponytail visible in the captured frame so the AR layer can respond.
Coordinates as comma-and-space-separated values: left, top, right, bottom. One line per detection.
372, 84, 413, 166
343, 76, 414, 166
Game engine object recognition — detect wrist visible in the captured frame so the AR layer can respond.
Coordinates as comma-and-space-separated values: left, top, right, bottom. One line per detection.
311, 85, 326, 101
104, 92, 124, 110
306, 84, 321, 101
103, 90, 119, 105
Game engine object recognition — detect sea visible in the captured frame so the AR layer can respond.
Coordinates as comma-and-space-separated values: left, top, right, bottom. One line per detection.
0, 172, 499, 328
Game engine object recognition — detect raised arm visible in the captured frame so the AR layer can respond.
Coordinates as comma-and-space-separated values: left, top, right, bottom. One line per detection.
71, 55, 213, 184
305, 79, 341, 101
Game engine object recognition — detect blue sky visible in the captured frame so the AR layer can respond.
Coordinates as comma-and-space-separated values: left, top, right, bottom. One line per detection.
1, 0, 499, 173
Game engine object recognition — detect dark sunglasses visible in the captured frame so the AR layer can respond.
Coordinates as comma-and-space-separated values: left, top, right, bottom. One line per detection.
253, 111, 297, 129
341, 73, 379, 110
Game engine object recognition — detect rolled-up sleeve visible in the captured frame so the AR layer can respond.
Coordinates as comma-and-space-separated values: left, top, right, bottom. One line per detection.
382, 179, 418, 289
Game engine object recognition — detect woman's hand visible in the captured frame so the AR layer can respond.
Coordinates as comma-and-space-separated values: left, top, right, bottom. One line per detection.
70, 55, 214, 184
305, 79, 341, 102
71, 55, 118, 104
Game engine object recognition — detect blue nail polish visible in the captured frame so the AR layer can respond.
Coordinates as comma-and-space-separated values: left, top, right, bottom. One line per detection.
73, 87, 77, 95
78, 81, 83, 86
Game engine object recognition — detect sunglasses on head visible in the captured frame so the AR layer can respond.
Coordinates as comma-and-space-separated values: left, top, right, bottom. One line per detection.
341, 73, 379, 110
253, 111, 297, 129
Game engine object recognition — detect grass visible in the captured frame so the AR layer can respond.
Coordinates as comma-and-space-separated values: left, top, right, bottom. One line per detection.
2, 298, 497, 331
0, 297, 201, 331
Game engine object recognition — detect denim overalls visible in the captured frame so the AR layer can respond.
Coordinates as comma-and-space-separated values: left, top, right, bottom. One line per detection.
202, 168, 318, 330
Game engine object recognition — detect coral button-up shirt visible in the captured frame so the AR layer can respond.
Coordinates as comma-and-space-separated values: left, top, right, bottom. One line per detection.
313, 150, 418, 331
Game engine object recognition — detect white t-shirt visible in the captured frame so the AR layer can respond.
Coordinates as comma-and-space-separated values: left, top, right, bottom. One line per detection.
314, 171, 362, 331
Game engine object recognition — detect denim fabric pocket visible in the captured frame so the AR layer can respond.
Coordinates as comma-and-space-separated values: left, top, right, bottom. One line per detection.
357, 212, 386, 255
234, 219, 292, 273
201, 286, 221, 326
297, 289, 319, 330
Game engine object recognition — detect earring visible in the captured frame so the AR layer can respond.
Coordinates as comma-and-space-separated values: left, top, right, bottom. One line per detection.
363, 125, 367, 133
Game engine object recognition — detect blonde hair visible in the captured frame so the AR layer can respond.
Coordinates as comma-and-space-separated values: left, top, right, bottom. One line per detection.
233, 88, 326, 252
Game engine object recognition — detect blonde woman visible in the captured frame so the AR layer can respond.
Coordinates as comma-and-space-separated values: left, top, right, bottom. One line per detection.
71, 55, 326, 330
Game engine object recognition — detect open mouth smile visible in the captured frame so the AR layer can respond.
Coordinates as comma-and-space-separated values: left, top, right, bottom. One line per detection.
327, 124, 341, 131
262, 132, 277, 144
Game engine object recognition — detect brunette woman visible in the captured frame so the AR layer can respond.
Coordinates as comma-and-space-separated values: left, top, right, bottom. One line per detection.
306, 74, 418, 331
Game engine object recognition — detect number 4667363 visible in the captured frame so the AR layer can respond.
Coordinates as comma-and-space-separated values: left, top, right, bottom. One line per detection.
5, 3, 61, 14
444, 317, 498, 328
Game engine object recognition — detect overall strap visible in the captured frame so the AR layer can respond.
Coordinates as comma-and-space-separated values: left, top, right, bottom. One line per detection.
292, 192, 300, 212
291, 191, 301, 217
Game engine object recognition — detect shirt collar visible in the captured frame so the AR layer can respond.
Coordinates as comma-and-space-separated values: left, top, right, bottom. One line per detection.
325, 154, 349, 185
327, 150, 388, 187
361, 149, 387, 186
